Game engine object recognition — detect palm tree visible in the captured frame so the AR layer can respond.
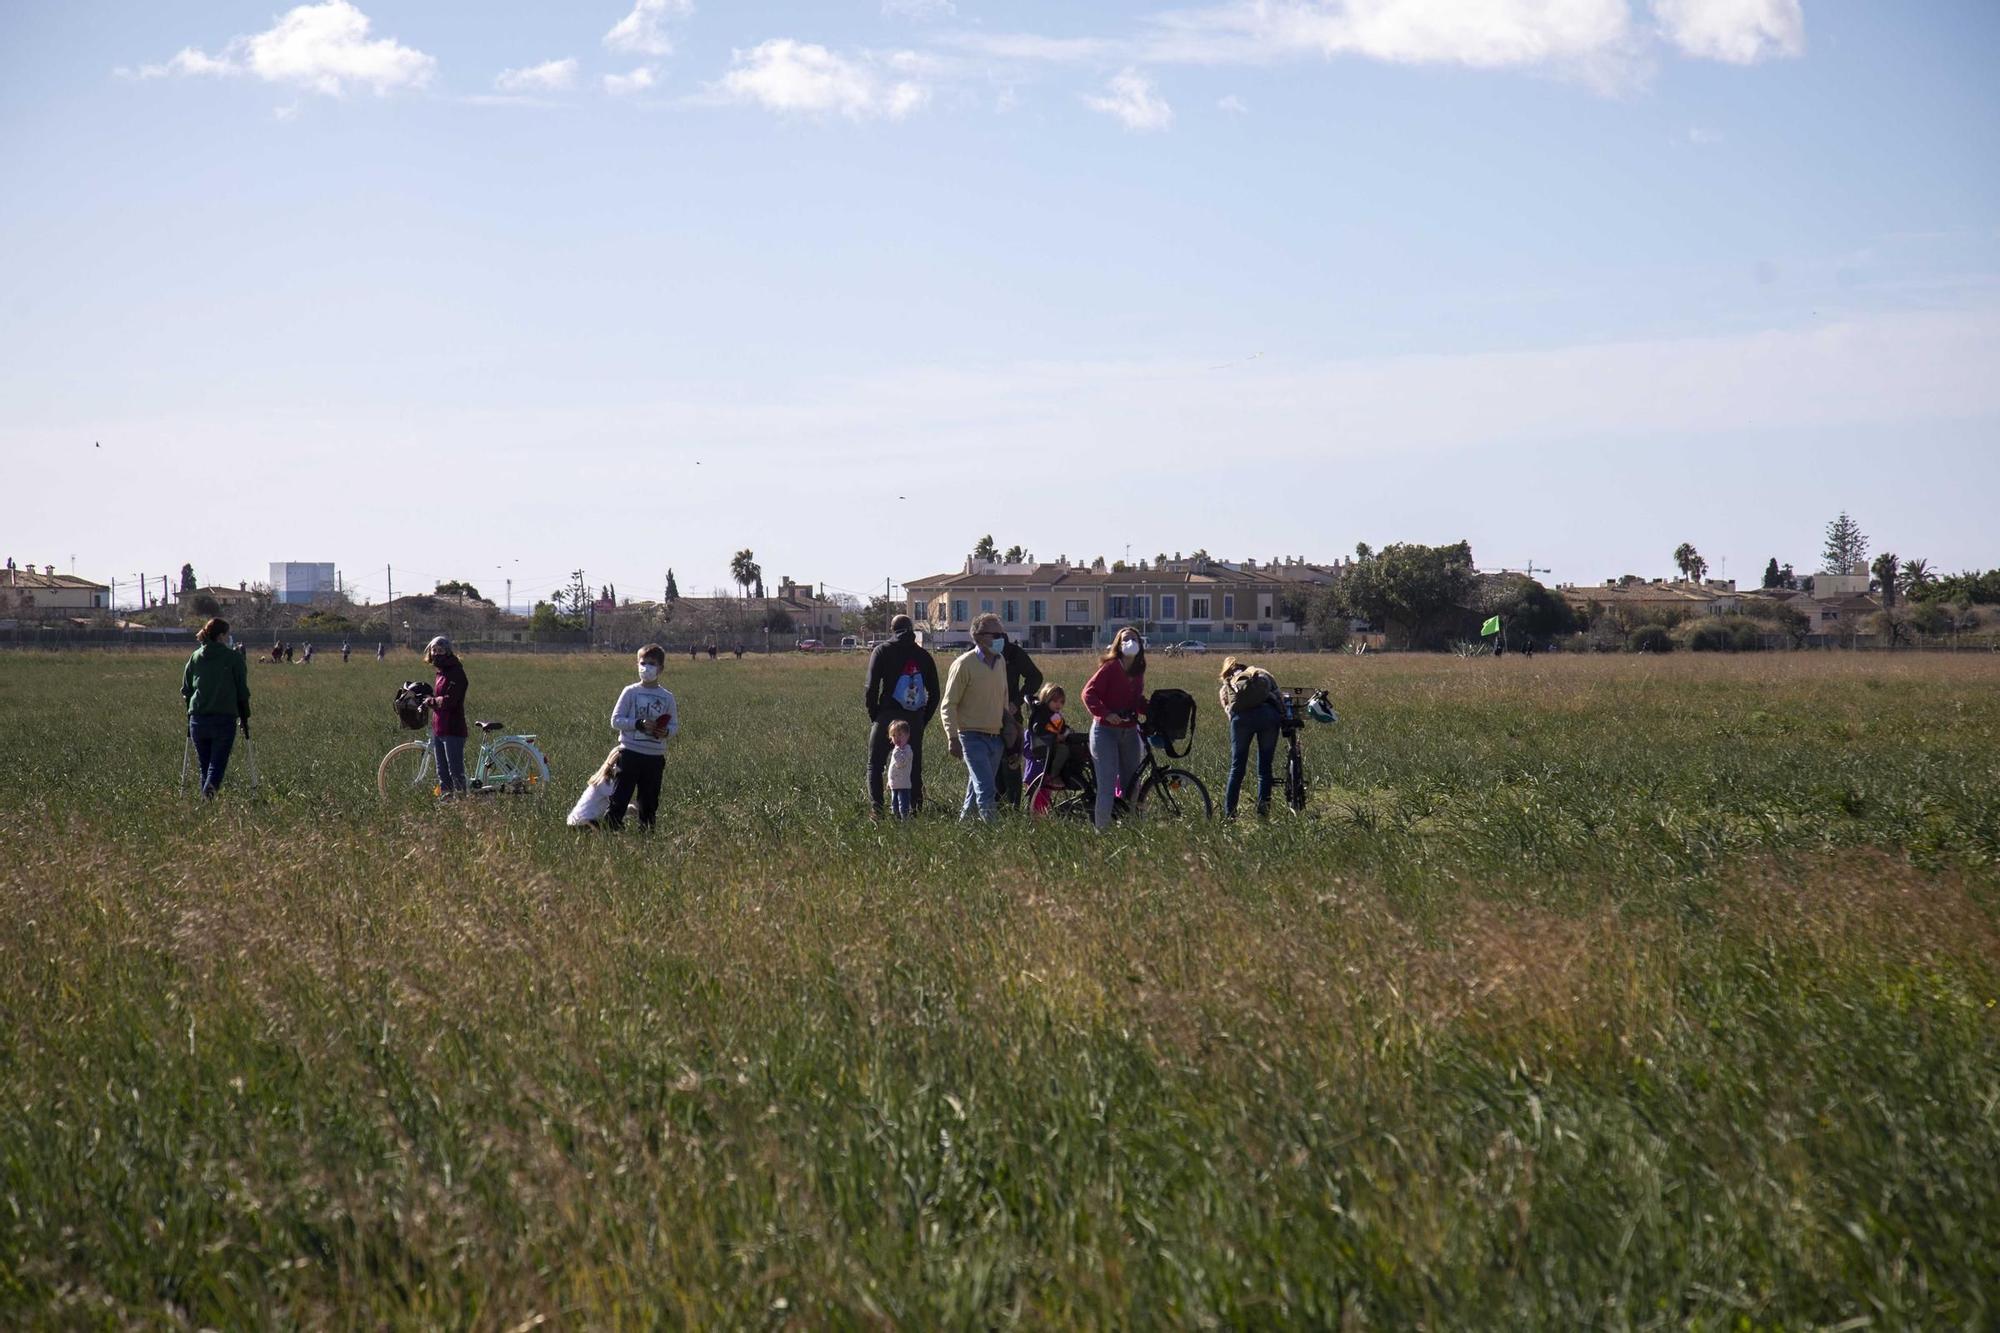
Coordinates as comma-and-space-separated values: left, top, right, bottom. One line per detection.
1898, 557, 1932, 600
1673, 542, 1699, 582
729, 550, 760, 599
1871, 551, 1901, 608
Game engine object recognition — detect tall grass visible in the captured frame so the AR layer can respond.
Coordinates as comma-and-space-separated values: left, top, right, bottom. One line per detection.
2, 650, 1997, 1327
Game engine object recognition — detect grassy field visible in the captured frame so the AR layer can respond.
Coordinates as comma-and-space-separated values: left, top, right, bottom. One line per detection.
3, 648, 1999, 1328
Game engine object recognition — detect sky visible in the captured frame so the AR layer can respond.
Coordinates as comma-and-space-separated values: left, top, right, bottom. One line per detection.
2, 0, 1996, 611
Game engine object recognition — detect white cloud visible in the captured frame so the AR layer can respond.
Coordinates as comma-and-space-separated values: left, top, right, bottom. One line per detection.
1217, 92, 1249, 113
605, 0, 693, 57
604, 66, 658, 96
130, 1, 435, 96
1687, 124, 1723, 144
1083, 69, 1173, 131
1653, 0, 1803, 63
711, 40, 931, 119
1149, 0, 1638, 75
495, 58, 579, 94
883, 0, 956, 17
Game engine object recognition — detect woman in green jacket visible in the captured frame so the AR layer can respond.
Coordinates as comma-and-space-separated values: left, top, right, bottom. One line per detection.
181, 618, 251, 796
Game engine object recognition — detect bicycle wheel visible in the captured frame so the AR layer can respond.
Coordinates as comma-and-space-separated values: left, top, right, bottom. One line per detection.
1139, 767, 1212, 819
477, 740, 549, 796
377, 741, 437, 802
1286, 743, 1307, 812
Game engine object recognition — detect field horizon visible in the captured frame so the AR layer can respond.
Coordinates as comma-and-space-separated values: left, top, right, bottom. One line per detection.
4, 649, 1998, 1327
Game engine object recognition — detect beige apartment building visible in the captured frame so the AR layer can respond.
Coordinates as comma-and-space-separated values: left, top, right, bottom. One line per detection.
1, 561, 109, 616
904, 556, 1334, 648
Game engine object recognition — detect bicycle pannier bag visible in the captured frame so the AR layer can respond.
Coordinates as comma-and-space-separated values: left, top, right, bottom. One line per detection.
1147, 688, 1198, 757
393, 680, 432, 730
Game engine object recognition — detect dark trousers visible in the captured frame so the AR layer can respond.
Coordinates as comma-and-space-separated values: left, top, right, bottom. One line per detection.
867, 711, 927, 813
189, 714, 236, 797
434, 733, 468, 794
996, 708, 1026, 809
607, 748, 665, 829
1226, 703, 1282, 817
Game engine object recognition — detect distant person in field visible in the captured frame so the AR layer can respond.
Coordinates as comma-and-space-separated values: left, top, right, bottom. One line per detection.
734, 642, 744, 659
284, 642, 294, 663
689, 643, 698, 661
341, 641, 351, 663
418, 636, 470, 797
1082, 626, 1149, 831
707, 642, 717, 661
995, 632, 1044, 809
181, 617, 250, 797
375, 642, 385, 662
301, 642, 314, 665
1218, 656, 1282, 818
863, 613, 939, 817
607, 642, 677, 830
566, 745, 624, 829
886, 718, 916, 820
941, 614, 1010, 822
270, 641, 283, 663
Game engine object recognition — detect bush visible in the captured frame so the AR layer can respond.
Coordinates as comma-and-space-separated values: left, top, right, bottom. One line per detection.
1685, 622, 1734, 652
1629, 625, 1674, 654
1731, 621, 1765, 652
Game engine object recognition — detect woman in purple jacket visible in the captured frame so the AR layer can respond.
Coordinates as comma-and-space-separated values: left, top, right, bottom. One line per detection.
420, 635, 470, 796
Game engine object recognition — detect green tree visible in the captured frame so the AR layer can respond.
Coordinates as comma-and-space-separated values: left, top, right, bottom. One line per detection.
972, 535, 998, 562
1353, 542, 1374, 562
1003, 545, 1026, 564
860, 594, 898, 634
665, 568, 680, 601
1338, 540, 1477, 649
1673, 542, 1700, 582
1870, 552, 1900, 608
1822, 511, 1868, 574
435, 580, 482, 601
1898, 557, 1932, 601
561, 570, 591, 620
753, 574, 765, 600
178, 563, 196, 594
1482, 578, 1579, 647
729, 550, 760, 599
1762, 557, 1782, 589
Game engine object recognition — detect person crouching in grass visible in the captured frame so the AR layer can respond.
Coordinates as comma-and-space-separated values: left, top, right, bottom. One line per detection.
566, 746, 624, 829
608, 643, 676, 830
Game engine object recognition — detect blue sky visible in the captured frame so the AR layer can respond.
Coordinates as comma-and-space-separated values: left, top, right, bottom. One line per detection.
2, 0, 1996, 609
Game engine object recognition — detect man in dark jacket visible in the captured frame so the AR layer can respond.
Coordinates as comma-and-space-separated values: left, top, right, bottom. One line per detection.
997, 637, 1044, 809
864, 615, 940, 816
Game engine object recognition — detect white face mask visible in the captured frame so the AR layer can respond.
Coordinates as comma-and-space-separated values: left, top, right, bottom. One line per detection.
1120, 638, 1140, 658
639, 663, 660, 682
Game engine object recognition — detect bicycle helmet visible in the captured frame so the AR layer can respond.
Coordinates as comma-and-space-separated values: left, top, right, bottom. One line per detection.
1305, 691, 1337, 725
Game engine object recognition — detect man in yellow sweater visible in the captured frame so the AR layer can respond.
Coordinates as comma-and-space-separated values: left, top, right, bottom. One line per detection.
941, 613, 1009, 821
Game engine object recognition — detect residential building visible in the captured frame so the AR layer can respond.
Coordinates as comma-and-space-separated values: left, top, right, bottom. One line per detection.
903, 554, 1304, 648
0, 561, 109, 615
270, 562, 338, 604
1558, 577, 1740, 619
176, 583, 260, 616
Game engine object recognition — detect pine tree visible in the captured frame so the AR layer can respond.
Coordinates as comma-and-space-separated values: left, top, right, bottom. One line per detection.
1822, 512, 1868, 574
178, 563, 196, 594
1762, 557, 1782, 589
665, 569, 680, 601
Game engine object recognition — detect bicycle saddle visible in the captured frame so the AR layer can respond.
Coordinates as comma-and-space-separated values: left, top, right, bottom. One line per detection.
475, 720, 506, 732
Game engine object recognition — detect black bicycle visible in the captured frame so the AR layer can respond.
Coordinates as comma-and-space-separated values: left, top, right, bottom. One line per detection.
1275, 688, 1336, 812
1027, 689, 1213, 820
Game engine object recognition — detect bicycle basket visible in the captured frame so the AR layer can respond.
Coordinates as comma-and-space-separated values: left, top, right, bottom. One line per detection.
393, 680, 431, 730
1146, 688, 1197, 758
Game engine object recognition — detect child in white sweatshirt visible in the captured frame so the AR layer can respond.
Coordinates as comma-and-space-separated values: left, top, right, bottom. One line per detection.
607, 643, 677, 830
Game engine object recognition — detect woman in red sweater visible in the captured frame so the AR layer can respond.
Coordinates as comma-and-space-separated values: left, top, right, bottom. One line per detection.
1081, 625, 1148, 830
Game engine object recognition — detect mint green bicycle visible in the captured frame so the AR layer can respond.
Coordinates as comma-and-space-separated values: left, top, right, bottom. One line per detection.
376, 721, 549, 804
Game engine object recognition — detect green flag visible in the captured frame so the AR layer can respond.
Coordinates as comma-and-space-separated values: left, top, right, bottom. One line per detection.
1481, 615, 1501, 636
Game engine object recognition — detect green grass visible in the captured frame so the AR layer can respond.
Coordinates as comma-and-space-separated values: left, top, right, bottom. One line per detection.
3, 649, 1999, 1328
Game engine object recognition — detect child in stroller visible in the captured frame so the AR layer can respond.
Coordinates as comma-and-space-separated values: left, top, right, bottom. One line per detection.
1023, 683, 1087, 811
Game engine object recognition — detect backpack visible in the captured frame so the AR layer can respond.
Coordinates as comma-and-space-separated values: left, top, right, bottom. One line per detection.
1146, 688, 1197, 758
889, 660, 929, 712
393, 680, 432, 730
1228, 667, 1276, 714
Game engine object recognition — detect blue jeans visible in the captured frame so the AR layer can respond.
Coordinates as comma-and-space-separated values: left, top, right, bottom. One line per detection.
958, 731, 1003, 821
891, 788, 914, 820
189, 714, 237, 797
1089, 722, 1144, 831
434, 732, 468, 794
1226, 702, 1282, 817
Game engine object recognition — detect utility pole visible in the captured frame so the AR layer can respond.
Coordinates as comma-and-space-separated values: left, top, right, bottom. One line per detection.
506, 578, 512, 615
109, 576, 117, 612
386, 564, 393, 607
138, 572, 145, 609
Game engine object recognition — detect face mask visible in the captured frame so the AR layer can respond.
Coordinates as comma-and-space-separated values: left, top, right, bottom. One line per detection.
1120, 638, 1140, 658
639, 663, 660, 682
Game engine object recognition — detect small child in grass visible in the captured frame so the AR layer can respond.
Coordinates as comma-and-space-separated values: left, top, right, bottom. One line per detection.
886, 717, 916, 819
566, 746, 623, 828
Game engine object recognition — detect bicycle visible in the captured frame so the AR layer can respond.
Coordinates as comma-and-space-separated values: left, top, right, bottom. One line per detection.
1026, 690, 1213, 820
377, 721, 550, 803
1275, 688, 1336, 812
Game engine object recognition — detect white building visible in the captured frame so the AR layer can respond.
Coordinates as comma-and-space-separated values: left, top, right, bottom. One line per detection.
270, 562, 338, 605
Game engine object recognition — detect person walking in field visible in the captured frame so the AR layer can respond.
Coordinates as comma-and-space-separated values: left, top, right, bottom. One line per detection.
341, 641, 351, 663
181, 617, 250, 797
1082, 626, 1149, 831
418, 636, 470, 797
1218, 655, 1283, 818
863, 614, 940, 818
941, 614, 1009, 822
375, 642, 385, 662
886, 718, 917, 820
607, 643, 677, 830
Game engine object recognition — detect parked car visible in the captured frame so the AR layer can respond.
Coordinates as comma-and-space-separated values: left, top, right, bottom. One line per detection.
1172, 640, 1209, 653
839, 635, 862, 651
795, 639, 824, 652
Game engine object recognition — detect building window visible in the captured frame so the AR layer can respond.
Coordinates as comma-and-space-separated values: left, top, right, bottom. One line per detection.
1003, 599, 1019, 623
1223, 594, 1235, 619
1065, 599, 1090, 623
1258, 595, 1273, 620
1132, 595, 1151, 620
1030, 599, 1046, 623
1189, 596, 1210, 620
980, 598, 994, 614
1107, 595, 1128, 618
953, 599, 968, 623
